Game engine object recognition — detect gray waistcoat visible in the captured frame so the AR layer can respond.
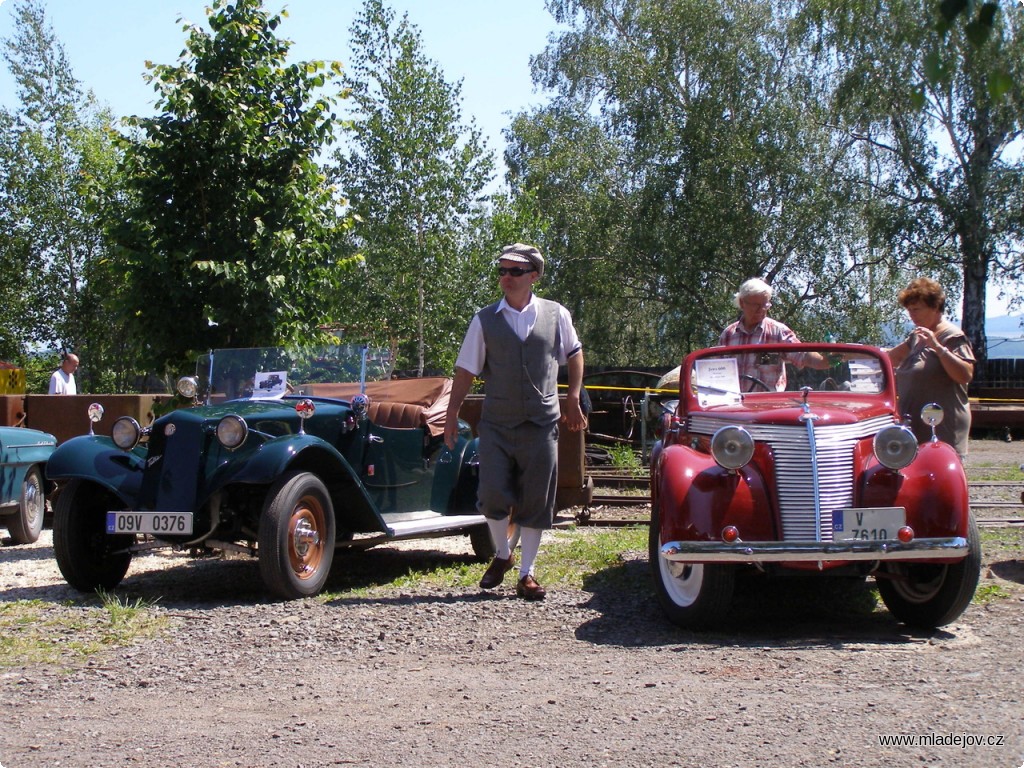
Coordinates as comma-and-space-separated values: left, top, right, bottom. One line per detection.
479, 299, 562, 427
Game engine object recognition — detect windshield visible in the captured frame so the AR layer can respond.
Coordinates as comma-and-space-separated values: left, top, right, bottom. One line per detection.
688, 344, 887, 405
196, 345, 395, 402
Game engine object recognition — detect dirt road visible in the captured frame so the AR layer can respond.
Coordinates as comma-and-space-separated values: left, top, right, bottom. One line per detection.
1, 439, 1022, 768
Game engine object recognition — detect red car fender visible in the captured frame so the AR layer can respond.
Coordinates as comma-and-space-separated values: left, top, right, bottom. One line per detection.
654, 443, 774, 544
859, 440, 970, 540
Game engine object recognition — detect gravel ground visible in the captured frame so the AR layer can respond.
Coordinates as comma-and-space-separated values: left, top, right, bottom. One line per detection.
1, 438, 1022, 768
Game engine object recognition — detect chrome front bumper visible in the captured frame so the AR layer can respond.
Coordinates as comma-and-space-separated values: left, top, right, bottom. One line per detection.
661, 537, 969, 563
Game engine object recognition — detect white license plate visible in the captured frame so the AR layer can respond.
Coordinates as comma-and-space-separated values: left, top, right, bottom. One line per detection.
106, 511, 194, 535
832, 507, 905, 541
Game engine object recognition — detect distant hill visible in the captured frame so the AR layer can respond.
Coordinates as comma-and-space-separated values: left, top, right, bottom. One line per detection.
986, 315, 1024, 337
984, 315, 1024, 359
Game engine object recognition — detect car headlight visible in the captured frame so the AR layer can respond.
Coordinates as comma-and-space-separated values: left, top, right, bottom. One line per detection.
216, 415, 248, 449
111, 416, 142, 451
710, 425, 754, 470
873, 425, 918, 469
177, 376, 199, 399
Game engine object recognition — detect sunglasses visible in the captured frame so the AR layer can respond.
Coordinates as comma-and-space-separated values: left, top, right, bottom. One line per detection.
497, 266, 535, 277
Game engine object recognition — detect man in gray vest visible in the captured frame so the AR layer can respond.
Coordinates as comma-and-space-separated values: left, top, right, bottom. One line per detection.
444, 243, 587, 599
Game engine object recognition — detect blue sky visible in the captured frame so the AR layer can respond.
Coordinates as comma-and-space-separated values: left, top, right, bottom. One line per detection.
0, 0, 1018, 324
0, 0, 560, 163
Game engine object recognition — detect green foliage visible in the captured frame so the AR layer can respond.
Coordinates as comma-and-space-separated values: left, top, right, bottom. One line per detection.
807, 0, 1024, 363
105, 0, 357, 376
605, 443, 642, 472
506, 0, 1022, 364
0, 0, 127, 390
507, 0, 911, 366
331, 0, 495, 374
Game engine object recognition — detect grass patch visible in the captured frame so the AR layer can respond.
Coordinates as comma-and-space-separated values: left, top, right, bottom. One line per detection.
538, 526, 648, 589
968, 465, 1024, 481
973, 583, 1010, 604
965, 456, 1024, 482
0, 593, 168, 669
319, 526, 650, 600
605, 443, 643, 472
979, 526, 1024, 546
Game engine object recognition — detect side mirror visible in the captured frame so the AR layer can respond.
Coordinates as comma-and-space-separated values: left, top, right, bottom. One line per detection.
920, 402, 944, 442
87, 402, 104, 436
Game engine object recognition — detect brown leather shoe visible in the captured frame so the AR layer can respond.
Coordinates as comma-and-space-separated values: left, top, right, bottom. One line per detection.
479, 555, 515, 589
516, 574, 546, 600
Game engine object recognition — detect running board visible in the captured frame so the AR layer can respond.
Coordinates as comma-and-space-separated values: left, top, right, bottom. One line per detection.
338, 514, 486, 550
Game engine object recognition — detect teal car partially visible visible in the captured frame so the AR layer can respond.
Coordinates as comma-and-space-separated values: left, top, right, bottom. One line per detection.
0, 425, 57, 544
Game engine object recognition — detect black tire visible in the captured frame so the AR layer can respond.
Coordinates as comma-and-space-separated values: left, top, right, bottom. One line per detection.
469, 524, 496, 562
877, 513, 981, 629
53, 479, 133, 591
649, 506, 734, 629
8, 466, 45, 544
258, 471, 335, 599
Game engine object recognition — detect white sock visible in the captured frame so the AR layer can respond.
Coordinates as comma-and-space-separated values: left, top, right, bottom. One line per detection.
518, 526, 543, 579
488, 517, 511, 560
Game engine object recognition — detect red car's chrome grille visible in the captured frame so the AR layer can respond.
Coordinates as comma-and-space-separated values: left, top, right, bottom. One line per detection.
687, 414, 897, 540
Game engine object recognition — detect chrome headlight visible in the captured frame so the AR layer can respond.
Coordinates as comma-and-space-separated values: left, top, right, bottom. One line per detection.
111, 416, 142, 451
873, 425, 918, 470
216, 415, 248, 449
710, 426, 754, 470
176, 376, 199, 399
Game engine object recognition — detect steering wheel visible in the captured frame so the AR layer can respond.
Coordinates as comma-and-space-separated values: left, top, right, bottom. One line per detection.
740, 374, 770, 392
819, 377, 839, 391
622, 395, 639, 440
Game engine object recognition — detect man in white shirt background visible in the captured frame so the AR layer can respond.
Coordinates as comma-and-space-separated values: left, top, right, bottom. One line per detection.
48, 353, 79, 395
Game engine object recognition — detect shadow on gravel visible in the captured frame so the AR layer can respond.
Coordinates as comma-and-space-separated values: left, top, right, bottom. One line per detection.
2, 548, 487, 610
989, 558, 1024, 584
575, 557, 956, 650
0, 540, 58, 561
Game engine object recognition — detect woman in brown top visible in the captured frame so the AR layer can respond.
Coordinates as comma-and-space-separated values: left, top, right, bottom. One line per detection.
886, 277, 975, 460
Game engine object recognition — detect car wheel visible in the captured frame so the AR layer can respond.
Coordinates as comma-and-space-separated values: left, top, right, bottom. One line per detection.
469, 523, 496, 562
53, 479, 133, 591
8, 466, 45, 544
258, 471, 335, 599
649, 506, 734, 629
877, 513, 981, 629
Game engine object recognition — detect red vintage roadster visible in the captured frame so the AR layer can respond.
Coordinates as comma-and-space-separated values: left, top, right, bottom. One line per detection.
649, 342, 980, 630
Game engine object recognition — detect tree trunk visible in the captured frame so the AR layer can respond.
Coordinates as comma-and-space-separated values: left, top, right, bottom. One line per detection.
961, 243, 988, 378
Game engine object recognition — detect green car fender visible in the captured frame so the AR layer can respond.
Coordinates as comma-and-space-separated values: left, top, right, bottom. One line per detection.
222, 434, 386, 532
44, 435, 145, 504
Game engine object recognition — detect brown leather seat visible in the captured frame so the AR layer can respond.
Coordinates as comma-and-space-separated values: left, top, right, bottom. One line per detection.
367, 400, 427, 431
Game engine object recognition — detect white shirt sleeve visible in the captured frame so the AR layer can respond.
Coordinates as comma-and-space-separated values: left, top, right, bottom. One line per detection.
557, 304, 582, 364
454, 315, 485, 376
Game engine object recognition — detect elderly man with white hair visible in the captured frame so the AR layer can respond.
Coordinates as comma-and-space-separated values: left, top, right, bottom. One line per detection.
718, 278, 821, 391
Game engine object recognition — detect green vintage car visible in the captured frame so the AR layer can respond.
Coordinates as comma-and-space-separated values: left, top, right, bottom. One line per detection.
46, 345, 491, 599
0, 425, 56, 545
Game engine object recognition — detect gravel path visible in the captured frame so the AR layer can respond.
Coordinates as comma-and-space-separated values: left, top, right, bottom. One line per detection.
1, 439, 1023, 768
